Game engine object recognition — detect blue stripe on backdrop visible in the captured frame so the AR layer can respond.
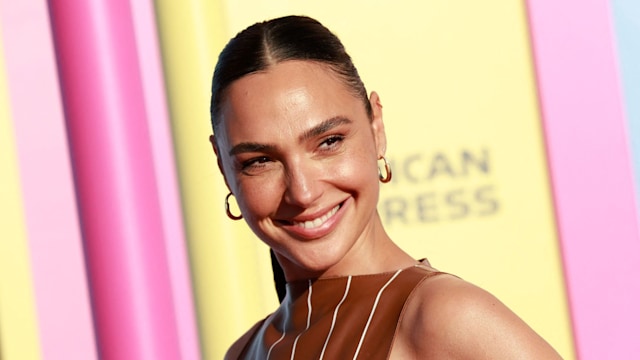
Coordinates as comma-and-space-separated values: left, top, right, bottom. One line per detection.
612, 0, 640, 206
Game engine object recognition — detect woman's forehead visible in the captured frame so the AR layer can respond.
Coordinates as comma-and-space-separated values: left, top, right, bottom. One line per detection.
227, 60, 342, 98
219, 61, 364, 133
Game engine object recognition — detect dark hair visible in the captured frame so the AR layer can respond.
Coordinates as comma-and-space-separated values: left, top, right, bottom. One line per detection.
209, 15, 372, 134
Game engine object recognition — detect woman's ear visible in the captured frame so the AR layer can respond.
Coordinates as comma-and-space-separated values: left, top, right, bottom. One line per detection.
210, 134, 232, 192
369, 91, 387, 156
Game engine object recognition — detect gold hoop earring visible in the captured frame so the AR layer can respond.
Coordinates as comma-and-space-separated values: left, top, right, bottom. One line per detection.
225, 192, 243, 220
378, 156, 392, 183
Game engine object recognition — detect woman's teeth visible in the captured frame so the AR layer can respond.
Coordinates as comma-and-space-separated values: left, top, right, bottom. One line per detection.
293, 204, 340, 229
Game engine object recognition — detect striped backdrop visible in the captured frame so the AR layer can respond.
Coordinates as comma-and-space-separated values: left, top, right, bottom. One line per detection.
1, 1, 638, 359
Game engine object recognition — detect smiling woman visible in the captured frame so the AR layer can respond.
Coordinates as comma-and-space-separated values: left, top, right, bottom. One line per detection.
209, 15, 562, 359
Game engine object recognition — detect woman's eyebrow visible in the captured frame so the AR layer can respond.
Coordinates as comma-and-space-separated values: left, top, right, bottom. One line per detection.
228, 116, 351, 156
299, 116, 352, 142
229, 142, 276, 156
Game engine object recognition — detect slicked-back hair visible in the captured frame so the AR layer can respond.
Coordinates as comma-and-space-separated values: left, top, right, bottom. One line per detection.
210, 15, 372, 134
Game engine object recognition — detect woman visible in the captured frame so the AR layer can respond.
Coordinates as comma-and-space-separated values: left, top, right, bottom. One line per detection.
210, 15, 561, 359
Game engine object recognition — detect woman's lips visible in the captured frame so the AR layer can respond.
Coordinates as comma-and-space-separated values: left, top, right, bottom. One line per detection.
291, 204, 340, 229
276, 200, 347, 239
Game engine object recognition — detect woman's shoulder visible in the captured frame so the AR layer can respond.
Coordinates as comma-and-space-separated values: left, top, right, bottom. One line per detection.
224, 317, 267, 360
394, 272, 562, 359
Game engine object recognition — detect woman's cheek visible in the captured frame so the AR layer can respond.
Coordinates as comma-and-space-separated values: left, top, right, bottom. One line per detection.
334, 152, 377, 185
238, 176, 282, 216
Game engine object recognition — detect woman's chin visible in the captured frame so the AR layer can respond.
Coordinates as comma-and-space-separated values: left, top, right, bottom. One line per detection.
284, 251, 352, 280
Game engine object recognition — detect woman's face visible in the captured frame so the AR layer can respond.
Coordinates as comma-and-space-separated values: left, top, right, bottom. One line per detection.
213, 60, 386, 279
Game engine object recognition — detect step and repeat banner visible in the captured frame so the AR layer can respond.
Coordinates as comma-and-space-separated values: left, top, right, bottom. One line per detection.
1, 1, 639, 359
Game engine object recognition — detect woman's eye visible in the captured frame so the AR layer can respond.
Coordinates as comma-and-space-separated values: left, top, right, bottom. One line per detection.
319, 135, 344, 150
241, 156, 271, 170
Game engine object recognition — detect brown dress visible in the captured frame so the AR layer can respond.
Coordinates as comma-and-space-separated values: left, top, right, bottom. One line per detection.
236, 263, 442, 359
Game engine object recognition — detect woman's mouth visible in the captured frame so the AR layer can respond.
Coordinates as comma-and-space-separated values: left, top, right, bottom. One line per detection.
274, 199, 349, 240
291, 204, 341, 229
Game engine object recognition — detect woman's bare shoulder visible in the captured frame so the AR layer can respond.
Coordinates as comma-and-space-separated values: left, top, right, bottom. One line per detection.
394, 273, 562, 359
224, 318, 266, 360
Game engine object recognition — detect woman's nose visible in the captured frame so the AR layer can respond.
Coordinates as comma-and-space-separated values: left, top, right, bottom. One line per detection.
283, 159, 323, 208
